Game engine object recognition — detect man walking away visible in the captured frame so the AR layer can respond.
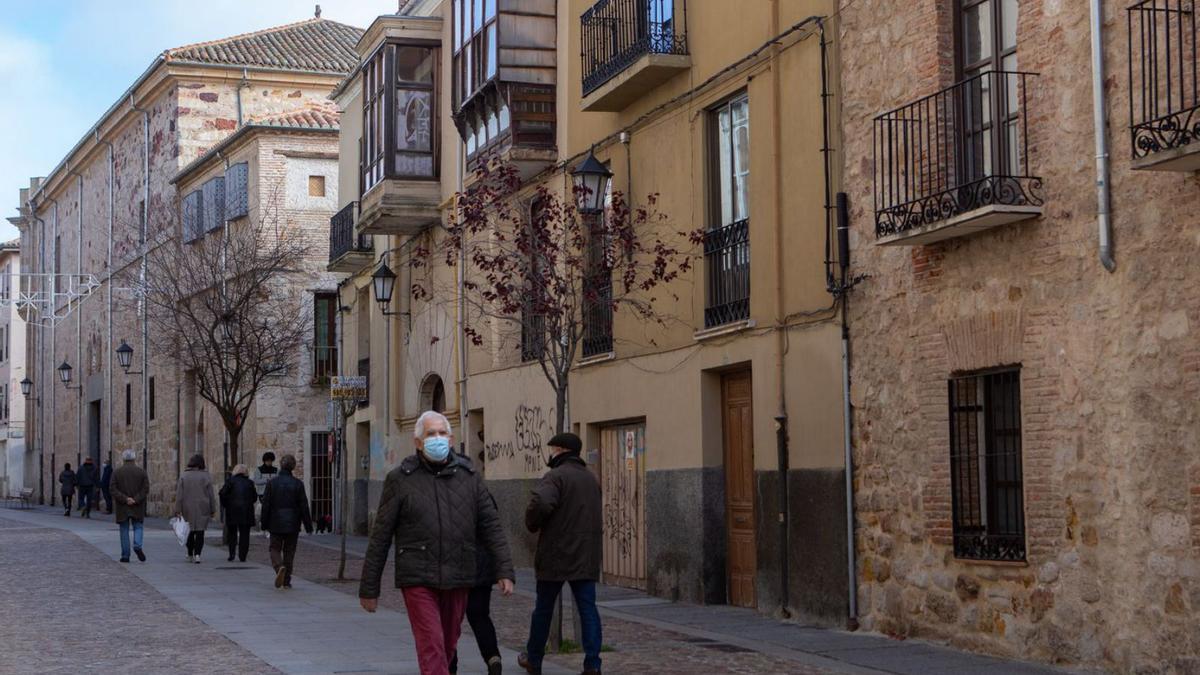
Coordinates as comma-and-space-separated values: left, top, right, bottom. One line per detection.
219, 464, 258, 562
77, 457, 98, 518
100, 458, 114, 514
110, 449, 149, 563
260, 454, 312, 588
58, 463, 76, 517
176, 454, 216, 563
519, 432, 603, 675
253, 452, 277, 530
359, 411, 515, 675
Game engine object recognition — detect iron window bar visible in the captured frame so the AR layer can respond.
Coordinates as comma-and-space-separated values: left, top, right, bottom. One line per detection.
1128, 0, 1200, 159
328, 201, 371, 264
581, 0, 688, 96
703, 217, 750, 329
872, 70, 1043, 239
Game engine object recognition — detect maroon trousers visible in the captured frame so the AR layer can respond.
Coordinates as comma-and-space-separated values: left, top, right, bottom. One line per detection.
401, 586, 469, 674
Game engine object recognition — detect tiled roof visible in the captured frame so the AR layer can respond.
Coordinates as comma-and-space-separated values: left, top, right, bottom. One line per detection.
164, 18, 363, 75
249, 103, 340, 130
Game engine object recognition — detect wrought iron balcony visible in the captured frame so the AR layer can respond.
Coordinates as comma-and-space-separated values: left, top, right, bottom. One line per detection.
580, 0, 689, 111
582, 274, 613, 358
328, 202, 373, 273
873, 71, 1043, 246
312, 345, 337, 386
703, 218, 750, 329
1129, 0, 1200, 170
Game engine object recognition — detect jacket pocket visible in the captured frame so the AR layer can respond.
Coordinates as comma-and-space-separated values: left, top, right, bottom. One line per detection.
394, 543, 431, 583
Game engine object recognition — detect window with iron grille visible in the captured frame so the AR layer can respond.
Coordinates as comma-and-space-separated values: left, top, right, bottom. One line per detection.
957, 0, 1021, 181
521, 201, 548, 363
949, 367, 1025, 562
704, 93, 750, 328
314, 293, 338, 382
582, 177, 614, 358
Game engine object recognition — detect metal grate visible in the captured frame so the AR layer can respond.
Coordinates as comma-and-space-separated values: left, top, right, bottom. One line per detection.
328, 202, 371, 264
949, 368, 1025, 562
581, 0, 688, 95
873, 70, 1042, 239
1128, 0, 1200, 159
702, 218, 750, 329
310, 431, 334, 532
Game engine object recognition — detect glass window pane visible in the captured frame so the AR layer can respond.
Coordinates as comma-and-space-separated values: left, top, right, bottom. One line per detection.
498, 101, 510, 131
1001, 0, 1017, 51
474, 0, 483, 33
717, 107, 733, 227
466, 123, 477, 154
962, 1, 993, 67
487, 24, 498, 79
475, 123, 485, 150
465, 49, 473, 95
485, 0, 496, 21
396, 47, 434, 83
486, 108, 498, 140
454, 1, 462, 50
396, 88, 432, 152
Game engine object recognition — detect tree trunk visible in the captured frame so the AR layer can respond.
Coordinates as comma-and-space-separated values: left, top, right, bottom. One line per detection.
227, 426, 240, 471
555, 380, 568, 434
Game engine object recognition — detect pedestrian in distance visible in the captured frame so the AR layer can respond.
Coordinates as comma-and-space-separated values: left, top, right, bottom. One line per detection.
252, 451, 278, 531
450, 479, 506, 675
110, 449, 149, 563
76, 457, 98, 518
219, 463, 258, 563
58, 463, 76, 516
260, 453, 312, 589
100, 457, 114, 514
519, 432, 604, 675
176, 454, 216, 564
359, 411, 515, 675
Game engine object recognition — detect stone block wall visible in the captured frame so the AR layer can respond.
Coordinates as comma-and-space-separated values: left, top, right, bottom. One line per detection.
840, 1, 1200, 671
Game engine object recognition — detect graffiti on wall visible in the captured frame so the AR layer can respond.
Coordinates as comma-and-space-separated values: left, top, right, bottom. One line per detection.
483, 404, 554, 474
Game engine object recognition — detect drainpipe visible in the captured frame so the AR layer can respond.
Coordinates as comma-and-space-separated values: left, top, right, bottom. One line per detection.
31, 209, 47, 504
50, 197, 58, 501
837, 193, 858, 630
456, 141, 468, 455
235, 68, 249, 127
130, 94, 150, 470
95, 130, 114, 466
71, 171, 83, 468
1090, 0, 1116, 272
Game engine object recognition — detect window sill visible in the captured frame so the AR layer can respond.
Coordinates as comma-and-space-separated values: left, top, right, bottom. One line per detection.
952, 557, 1028, 568
575, 351, 615, 368
693, 319, 755, 342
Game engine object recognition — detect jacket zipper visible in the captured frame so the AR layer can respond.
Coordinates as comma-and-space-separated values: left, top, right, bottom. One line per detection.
434, 474, 443, 587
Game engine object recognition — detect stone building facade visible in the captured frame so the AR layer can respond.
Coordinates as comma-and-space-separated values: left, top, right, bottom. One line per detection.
0, 242, 28, 496
840, 0, 1200, 671
330, 0, 851, 624
11, 17, 362, 516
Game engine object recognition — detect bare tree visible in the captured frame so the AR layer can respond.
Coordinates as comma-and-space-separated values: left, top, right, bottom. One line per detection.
411, 160, 701, 433
140, 204, 311, 470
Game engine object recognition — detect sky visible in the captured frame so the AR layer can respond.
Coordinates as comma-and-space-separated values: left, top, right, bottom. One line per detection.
0, 0, 390, 242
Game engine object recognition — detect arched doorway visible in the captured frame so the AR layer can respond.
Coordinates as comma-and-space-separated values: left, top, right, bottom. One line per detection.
419, 373, 446, 413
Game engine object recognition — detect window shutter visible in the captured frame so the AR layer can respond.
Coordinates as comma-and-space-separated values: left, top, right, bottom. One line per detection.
182, 190, 203, 242
225, 163, 249, 220
202, 177, 225, 233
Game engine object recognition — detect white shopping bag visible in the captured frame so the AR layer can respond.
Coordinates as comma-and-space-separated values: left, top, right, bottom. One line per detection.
170, 516, 190, 546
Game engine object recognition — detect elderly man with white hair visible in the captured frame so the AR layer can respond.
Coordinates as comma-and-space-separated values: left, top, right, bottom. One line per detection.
110, 449, 150, 563
359, 411, 515, 675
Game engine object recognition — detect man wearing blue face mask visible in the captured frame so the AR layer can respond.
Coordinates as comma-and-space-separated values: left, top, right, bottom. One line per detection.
359, 411, 515, 675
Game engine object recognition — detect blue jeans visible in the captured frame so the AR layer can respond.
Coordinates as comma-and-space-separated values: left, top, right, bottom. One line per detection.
526, 580, 601, 672
118, 517, 144, 559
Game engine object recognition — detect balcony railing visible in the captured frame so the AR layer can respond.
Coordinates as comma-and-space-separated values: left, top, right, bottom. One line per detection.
1129, 1, 1200, 164
582, 275, 613, 358
873, 71, 1043, 240
313, 345, 337, 385
329, 201, 371, 264
581, 0, 688, 96
703, 218, 750, 329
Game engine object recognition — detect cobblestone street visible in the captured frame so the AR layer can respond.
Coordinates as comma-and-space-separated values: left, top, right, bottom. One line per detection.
0, 507, 1076, 674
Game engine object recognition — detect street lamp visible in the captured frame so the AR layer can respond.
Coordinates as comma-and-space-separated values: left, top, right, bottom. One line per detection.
58, 361, 79, 389
115, 340, 143, 375
20, 377, 32, 398
571, 147, 612, 214
372, 262, 396, 309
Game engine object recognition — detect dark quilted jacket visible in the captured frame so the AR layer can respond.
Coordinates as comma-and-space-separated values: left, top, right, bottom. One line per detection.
526, 454, 603, 582
359, 453, 514, 598
260, 469, 312, 535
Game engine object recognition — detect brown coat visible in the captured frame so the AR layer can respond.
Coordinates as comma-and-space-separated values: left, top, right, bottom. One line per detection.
110, 460, 149, 522
525, 454, 603, 582
176, 468, 216, 531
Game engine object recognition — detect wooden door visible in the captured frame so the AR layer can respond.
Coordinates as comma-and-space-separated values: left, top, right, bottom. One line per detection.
600, 423, 647, 590
722, 371, 756, 608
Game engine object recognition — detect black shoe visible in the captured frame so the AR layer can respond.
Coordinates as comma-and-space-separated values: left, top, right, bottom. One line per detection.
517, 652, 540, 675
582, 671, 601, 675
64, 511, 70, 517
228, 554, 235, 562
274, 566, 286, 588
487, 656, 503, 675
134, 548, 146, 562
119, 557, 130, 563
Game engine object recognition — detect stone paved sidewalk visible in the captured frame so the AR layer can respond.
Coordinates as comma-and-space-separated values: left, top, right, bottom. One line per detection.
0, 515, 276, 675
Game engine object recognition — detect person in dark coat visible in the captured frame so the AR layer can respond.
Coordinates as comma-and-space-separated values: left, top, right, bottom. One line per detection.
76, 457, 98, 518
519, 432, 603, 675
99, 458, 114, 514
219, 463, 258, 562
359, 411, 514, 675
58, 464, 76, 516
260, 453, 313, 589
450, 479, 504, 675
176, 454, 216, 563
110, 449, 149, 562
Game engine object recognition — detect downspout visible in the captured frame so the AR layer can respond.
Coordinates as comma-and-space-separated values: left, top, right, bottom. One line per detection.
456, 141, 468, 455
50, 197, 58, 501
769, 0, 791, 619
31, 209, 47, 504
96, 130, 114, 466
837, 194, 858, 630
1090, 0, 1116, 272
130, 94, 150, 470
72, 171, 83, 468
235, 68, 249, 127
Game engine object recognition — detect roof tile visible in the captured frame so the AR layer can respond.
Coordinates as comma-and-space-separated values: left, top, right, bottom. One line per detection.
165, 18, 363, 74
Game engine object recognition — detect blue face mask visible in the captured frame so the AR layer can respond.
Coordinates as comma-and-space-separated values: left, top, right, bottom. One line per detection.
422, 436, 451, 462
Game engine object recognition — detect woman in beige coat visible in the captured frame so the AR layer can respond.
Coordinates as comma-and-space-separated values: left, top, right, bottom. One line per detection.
176, 454, 216, 563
